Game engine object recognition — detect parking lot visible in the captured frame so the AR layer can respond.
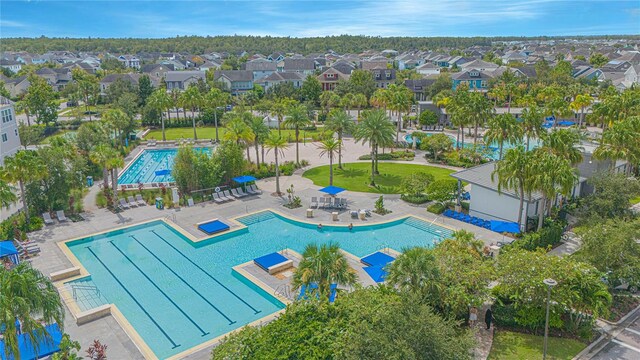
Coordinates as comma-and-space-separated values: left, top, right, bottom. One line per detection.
588, 311, 640, 360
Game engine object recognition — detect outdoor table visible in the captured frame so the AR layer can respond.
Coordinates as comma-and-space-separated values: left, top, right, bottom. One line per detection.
306, 209, 314, 218
359, 210, 366, 220
332, 212, 339, 221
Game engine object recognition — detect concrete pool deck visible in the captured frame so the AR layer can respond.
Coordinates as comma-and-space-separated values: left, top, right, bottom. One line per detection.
26, 172, 506, 359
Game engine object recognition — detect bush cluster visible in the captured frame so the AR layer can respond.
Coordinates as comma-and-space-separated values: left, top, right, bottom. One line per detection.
358, 150, 415, 161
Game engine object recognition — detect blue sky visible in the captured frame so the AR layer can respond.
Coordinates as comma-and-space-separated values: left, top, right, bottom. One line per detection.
1, 0, 639, 38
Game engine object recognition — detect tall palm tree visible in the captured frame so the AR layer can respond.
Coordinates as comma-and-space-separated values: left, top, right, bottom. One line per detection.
352, 93, 368, 122
247, 116, 270, 166
492, 146, 533, 229
108, 153, 124, 202
324, 109, 354, 169
170, 88, 182, 121
353, 110, 395, 186
283, 104, 311, 165
89, 144, 113, 191
181, 85, 203, 140
468, 92, 493, 140
292, 242, 357, 301
270, 98, 290, 135
102, 108, 130, 146
388, 84, 414, 143
541, 129, 584, 166
206, 88, 231, 143
317, 138, 341, 186
538, 86, 568, 129
530, 150, 577, 230
570, 94, 594, 129
0, 177, 17, 210
520, 105, 545, 150
224, 118, 253, 162
340, 93, 355, 111
483, 113, 523, 160
264, 133, 290, 195
147, 89, 172, 141
320, 91, 341, 116
593, 116, 640, 172
0, 263, 65, 360
2, 151, 47, 224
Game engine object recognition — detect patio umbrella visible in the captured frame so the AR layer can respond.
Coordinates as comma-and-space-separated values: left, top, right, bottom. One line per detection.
233, 175, 257, 191
319, 185, 345, 197
0, 240, 19, 266
489, 220, 521, 234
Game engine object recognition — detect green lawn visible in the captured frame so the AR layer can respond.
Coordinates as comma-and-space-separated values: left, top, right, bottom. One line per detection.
145, 126, 324, 141
488, 331, 586, 360
40, 130, 77, 144
631, 195, 640, 205
60, 104, 111, 118
303, 162, 455, 194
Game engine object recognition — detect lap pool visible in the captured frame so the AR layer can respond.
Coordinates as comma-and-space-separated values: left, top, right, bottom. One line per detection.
118, 148, 212, 185
63, 211, 452, 359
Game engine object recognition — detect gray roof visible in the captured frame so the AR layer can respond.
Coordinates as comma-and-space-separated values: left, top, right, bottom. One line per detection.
283, 58, 315, 71
214, 70, 253, 82
452, 69, 494, 81
164, 71, 205, 82
244, 59, 277, 71
450, 162, 543, 201
141, 63, 174, 73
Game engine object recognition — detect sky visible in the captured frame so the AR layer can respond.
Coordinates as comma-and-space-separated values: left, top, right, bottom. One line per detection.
1, 0, 639, 38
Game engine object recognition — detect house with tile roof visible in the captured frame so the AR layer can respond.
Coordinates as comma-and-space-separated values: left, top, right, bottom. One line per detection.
213, 70, 254, 95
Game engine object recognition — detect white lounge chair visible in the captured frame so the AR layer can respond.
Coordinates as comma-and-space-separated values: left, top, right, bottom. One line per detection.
310, 197, 318, 208
213, 192, 225, 204
42, 213, 54, 225
135, 194, 147, 206
56, 210, 67, 222
119, 198, 130, 209
222, 190, 235, 201
127, 196, 138, 207
318, 197, 326, 208
187, 198, 195, 207
249, 184, 262, 195
236, 188, 250, 197
246, 186, 258, 195
15, 241, 40, 256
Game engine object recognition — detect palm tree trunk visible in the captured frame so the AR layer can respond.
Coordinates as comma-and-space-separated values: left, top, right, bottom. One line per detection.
370, 146, 376, 186
338, 132, 343, 169
254, 141, 260, 167
499, 142, 504, 160
111, 168, 118, 202
192, 110, 198, 140
246, 145, 251, 164
526, 136, 530, 151
456, 128, 460, 150
461, 125, 465, 149
275, 151, 281, 194
329, 154, 334, 186
103, 167, 109, 190
396, 113, 402, 143
374, 145, 380, 174
537, 195, 546, 231
295, 127, 300, 165
161, 112, 166, 141
261, 145, 265, 165
517, 183, 524, 229
19, 181, 29, 224
175, 107, 181, 121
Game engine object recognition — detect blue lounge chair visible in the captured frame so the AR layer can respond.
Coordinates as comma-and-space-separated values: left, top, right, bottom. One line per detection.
443, 209, 454, 217
361, 251, 395, 267
462, 215, 472, 223
329, 284, 338, 303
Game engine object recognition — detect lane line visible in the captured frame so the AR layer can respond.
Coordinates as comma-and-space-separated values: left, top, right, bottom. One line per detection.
130, 235, 236, 325
109, 240, 210, 336
150, 229, 262, 314
612, 339, 640, 354
85, 246, 181, 349
623, 327, 640, 337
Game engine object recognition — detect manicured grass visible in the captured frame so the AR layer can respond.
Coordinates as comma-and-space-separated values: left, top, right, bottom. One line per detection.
630, 196, 640, 205
303, 162, 455, 194
60, 104, 111, 118
488, 331, 586, 360
145, 126, 324, 141
40, 130, 77, 144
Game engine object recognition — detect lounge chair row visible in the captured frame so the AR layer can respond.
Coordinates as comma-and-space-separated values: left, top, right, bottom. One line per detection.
118, 195, 148, 210
310, 197, 347, 209
443, 209, 491, 229
350, 209, 372, 218
15, 240, 41, 257
212, 185, 262, 204
42, 211, 68, 225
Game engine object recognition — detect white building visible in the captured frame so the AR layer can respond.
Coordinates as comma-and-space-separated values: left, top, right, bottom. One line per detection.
0, 96, 20, 166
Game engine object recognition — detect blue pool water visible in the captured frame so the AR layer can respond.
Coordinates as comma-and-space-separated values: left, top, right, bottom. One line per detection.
65, 211, 451, 359
118, 148, 212, 185
413, 133, 540, 160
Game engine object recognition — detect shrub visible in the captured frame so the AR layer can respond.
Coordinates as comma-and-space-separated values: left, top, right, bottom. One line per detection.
401, 194, 430, 205
0, 212, 44, 240
358, 150, 415, 161
427, 203, 445, 214
507, 221, 564, 251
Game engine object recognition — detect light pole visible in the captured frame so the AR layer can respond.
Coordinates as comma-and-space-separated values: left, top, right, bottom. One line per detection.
543, 278, 557, 360
214, 106, 223, 143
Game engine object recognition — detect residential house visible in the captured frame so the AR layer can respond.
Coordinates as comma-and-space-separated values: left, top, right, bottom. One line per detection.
317, 68, 350, 91
623, 65, 640, 88
165, 71, 206, 91
64, 61, 97, 74
602, 60, 632, 72
243, 59, 277, 80
268, 52, 285, 62
161, 59, 190, 71
117, 55, 141, 69
141, 64, 174, 79
370, 68, 396, 88
501, 51, 528, 64
198, 60, 221, 72
361, 60, 390, 70
331, 60, 356, 75
213, 70, 254, 95
416, 63, 441, 76
448, 56, 472, 69
396, 54, 424, 70
256, 72, 305, 91
3, 76, 30, 98
616, 51, 640, 65
283, 58, 316, 76
100, 73, 144, 95
405, 79, 436, 101
451, 69, 493, 91
460, 59, 499, 72
35, 67, 72, 91
0, 96, 20, 166
0, 60, 22, 73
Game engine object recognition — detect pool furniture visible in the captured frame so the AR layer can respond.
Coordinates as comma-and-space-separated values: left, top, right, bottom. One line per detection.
127, 196, 139, 207
359, 210, 366, 220
318, 197, 326, 208
298, 283, 320, 300
118, 198, 130, 209
212, 192, 225, 204
0, 323, 62, 360
14, 241, 40, 256
246, 186, 258, 195
310, 197, 318, 208
187, 198, 195, 207
237, 188, 250, 197
0, 241, 20, 266
56, 210, 67, 222
197, 219, 230, 235
364, 264, 388, 283
42, 212, 54, 225
306, 209, 314, 218
231, 188, 245, 198
135, 194, 147, 206
329, 283, 338, 303
253, 252, 293, 275
364, 209, 372, 217
249, 184, 262, 195
222, 190, 236, 201
319, 185, 346, 196
350, 210, 358, 218
489, 220, 521, 234
361, 251, 395, 267
332, 212, 339, 221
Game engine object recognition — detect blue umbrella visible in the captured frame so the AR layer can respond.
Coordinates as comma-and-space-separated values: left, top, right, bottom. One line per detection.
490, 220, 521, 234
232, 175, 257, 183
0, 241, 19, 265
319, 185, 345, 196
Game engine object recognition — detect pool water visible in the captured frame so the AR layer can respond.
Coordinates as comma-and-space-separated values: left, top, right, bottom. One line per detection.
416, 133, 540, 160
118, 148, 212, 185
65, 211, 451, 359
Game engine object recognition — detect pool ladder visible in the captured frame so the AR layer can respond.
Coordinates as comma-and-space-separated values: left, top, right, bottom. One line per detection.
69, 284, 101, 300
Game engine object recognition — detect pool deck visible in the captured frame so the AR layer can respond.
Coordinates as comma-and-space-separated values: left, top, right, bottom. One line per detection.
25, 171, 506, 359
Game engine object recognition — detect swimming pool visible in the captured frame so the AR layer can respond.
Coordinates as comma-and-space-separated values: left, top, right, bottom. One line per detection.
63, 211, 452, 359
417, 133, 540, 160
118, 148, 212, 185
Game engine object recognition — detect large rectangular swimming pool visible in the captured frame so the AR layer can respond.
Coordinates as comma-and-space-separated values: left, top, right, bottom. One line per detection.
64, 211, 452, 359
118, 148, 212, 185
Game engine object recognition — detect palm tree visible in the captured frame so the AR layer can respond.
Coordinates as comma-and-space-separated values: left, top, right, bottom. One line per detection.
492, 146, 533, 229
530, 150, 577, 230
388, 84, 414, 143
0, 177, 17, 210
292, 242, 357, 301
247, 116, 270, 166
283, 104, 311, 165
352, 93, 368, 122
102, 108, 130, 146
541, 129, 584, 165
353, 110, 395, 186
538, 86, 568, 129
317, 138, 341, 186
340, 93, 355, 112
206, 88, 230, 143
0, 263, 65, 360
520, 105, 545, 150
320, 91, 341, 115
270, 98, 290, 135
171, 88, 182, 121
181, 85, 202, 140
593, 117, 640, 172
147, 89, 172, 141
570, 94, 593, 129
264, 133, 290, 195
224, 118, 253, 162
483, 113, 523, 160
468, 92, 493, 140
2, 151, 47, 224
324, 110, 354, 169
386, 247, 441, 303
108, 153, 124, 202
